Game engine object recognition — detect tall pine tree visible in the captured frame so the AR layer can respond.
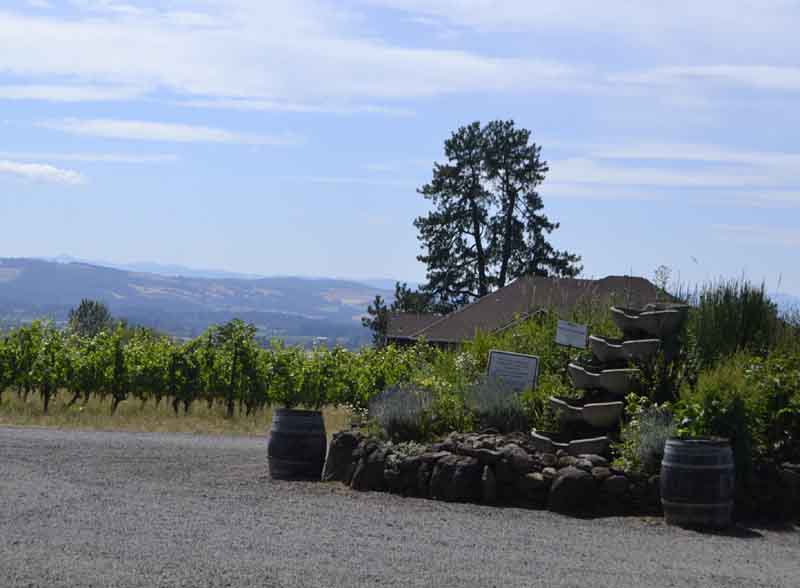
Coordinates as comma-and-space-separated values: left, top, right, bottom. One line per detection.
415, 120, 581, 311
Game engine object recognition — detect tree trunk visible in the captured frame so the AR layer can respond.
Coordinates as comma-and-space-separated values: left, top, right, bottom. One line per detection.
468, 195, 489, 297
226, 350, 238, 419
42, 385, 51, 414
498, 188, 517, 288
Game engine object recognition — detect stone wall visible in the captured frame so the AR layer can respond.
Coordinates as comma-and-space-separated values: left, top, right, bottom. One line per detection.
322, 431, 662, 516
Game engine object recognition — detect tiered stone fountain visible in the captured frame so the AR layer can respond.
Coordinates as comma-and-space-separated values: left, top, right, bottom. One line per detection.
532, 302, 688, 456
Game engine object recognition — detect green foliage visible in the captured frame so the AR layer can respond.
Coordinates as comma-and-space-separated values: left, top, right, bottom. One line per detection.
68, 299, 116, 338
613, 394, 675, 475
415, 120, 581, 310
368, 385, 434, 442
685, 279, 781, 368
462, 376, 529, 433
361, 295, 389, 347
675, 357, 755, 486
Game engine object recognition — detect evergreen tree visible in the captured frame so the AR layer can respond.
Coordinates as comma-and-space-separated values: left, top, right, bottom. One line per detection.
68, 299, 115, 338
415, 120, 581, 309
362, 295, 389, 347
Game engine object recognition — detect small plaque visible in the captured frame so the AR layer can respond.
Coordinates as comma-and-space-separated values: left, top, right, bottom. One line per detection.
556, 320, 588, 348
487, 350, 540, 392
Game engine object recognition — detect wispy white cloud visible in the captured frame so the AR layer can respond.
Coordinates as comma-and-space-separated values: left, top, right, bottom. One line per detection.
69, 0, 143, 17
0, 160, 84, 185
0, 84, 144, 102
548, 158, 774, 189
542, 183, 663, 202
0, 5, 585, 107
611, 65, 800, 92
365, 1, 800, 60
714, 224, 800, 247
277, 175, 414, 187
588, 143, 800, 168
0, 151, 177, 164
176, 98, 415, 117
37, 118, 301, 145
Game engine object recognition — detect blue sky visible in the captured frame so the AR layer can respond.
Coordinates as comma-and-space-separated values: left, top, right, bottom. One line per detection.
1, 1, 799, 295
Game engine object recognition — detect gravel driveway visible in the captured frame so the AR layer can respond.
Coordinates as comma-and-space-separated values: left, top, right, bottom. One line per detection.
1, 426, 798, 587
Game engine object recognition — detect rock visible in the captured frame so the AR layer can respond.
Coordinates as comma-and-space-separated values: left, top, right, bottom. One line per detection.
502, 444, 537, 473
548, 466, 596, 515
540, 453, 558, 467
419, 451, 452, 464
603, 475, 629, 496
517, 472, 550, 493
494, 459, 516, 484
779, 465, 800, 488
579, 454, 609, 468
417, 462, 432, 497
558, 455, 578, 468
322, 431, 363, 483
574, 459, 594, 472
481, 466, 497, 504
453, 445, 503, 465
352, 438, 379, 460
591, 467, 612, 481
542, 467, 558, 480
429, 455, 482, 502
350, 448, 387, 492
384, 455, 419, 494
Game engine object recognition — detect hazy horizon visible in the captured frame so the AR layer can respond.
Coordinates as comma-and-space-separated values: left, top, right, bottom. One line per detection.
2, 2, 799, 295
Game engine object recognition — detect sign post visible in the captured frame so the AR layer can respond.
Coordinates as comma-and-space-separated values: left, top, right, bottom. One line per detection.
487, 350, 540, 391
555, 320, 588, 349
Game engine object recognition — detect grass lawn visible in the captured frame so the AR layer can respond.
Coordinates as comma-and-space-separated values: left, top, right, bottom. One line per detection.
0, 390, 352, 438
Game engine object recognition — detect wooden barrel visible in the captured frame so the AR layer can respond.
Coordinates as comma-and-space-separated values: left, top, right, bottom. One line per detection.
660, 438, 735, 528
267, 409, 327, 481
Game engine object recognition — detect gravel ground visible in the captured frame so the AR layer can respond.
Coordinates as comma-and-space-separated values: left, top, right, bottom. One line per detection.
1, 426, 798, 588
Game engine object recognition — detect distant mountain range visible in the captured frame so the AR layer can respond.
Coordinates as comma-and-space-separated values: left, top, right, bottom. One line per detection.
0, 257, 397, 347
43, 255, 418, 291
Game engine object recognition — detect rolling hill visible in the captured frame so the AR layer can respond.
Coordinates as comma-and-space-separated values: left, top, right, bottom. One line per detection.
0, 258, 393, 346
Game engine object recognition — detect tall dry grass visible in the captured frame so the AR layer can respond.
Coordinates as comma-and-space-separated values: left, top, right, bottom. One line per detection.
0, 390, 351, 438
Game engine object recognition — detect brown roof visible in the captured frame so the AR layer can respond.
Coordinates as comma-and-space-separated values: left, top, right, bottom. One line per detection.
409, 275, 662, 344
386, 312, 441, 341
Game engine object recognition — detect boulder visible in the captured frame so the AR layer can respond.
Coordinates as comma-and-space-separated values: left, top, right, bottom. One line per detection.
502, 444, 538, 473
542, 467, 558, 481
416, 462, 433, 497
384, 454, 418, 494
549, 466, 596, 515
574, 459, 594, 472
540, 453, 558, 468
350, 448, 387, 492
603, 475, 629, 496
481, 466, 497, 504
558, 455, 578, 469
454, 445, 503, 465
322, 431, 363, 483
517, 472, 551, 494
494, 459, 517, 484
579, 454, 610, 468
591, 467, 612, 482
429, 455, 482, 502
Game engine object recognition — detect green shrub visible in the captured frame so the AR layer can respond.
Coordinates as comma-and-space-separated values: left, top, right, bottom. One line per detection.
462, 376, 529, 433
685, 279, 781, 368
613, 394, 675, 475
675, 357, 755, 487
746, 351, 800, 463
368, 384, 434, 441
523, 372, 571, 431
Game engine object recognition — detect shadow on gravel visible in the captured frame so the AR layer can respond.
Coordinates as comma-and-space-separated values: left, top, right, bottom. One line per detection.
669, 521, 797, 539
